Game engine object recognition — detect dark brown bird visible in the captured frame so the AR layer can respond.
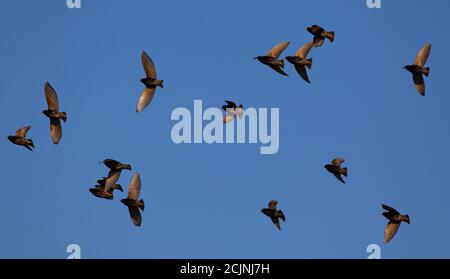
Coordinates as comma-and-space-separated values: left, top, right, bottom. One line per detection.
121, 173, 145, 227
382, 204, 410, 243
324, 158, 348, 184
286, 41, 314, 83
306, 25, 335, 47
137, 51, 164, 112
261, 200, 286, 230
222, 100, 244, 124
101, 159, 132, 191
7, 125, 35, 152
43, 82, 67, 145
404, 44, 431, 96
89, 178, 123, 200
255, 41, 290, 76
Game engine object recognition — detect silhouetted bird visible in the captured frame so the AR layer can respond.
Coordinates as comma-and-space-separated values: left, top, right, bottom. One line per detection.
222, 100, 244, 124
382, 204, 410, 243
306, 25, 335, 47
324, 158, 348, 184
7, 125, 34, 152
101, 159, 132, 190
137, 51, 164, 112
261, 200, 286, 230
286, 41, 314, 83
255, 41, 290, 76
404, 44, 432, 96
43, 82, 67, 144
121, 173, 145, 227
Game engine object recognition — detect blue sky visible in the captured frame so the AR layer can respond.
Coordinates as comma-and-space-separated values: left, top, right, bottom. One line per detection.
1, 0, 450, 259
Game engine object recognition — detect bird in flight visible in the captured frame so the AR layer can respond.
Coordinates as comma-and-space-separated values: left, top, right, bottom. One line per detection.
382, 204, 410, 243
121, 173, 145, 227
286, 41, 314, 83
404, 44, 432, 96
101, 159, 132, 191
136, 51, 164, 112
43, 82, 67, 145
306, 25, 335, 47
222, 100, 244, 124
324, 158, 348, 184
255, 41, 290, 76
261, 200, 286, 230
7, 125, 35, 152
89, 177, 123, 200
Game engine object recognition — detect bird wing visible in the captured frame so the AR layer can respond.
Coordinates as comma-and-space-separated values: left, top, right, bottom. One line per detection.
136, 87, 156, 112
16, 126, 31, 137
414, 44, 431, 67
141, 51, 157, 79
294, 64, 311, 83
271, 216, 281, 230
267, 41, 290, 59
222, 100, 237, 112
268, 64, 288, 76
105, 170, 121, 191
127, 173, 141, 200
384, 221, 400, 243
332, 158, 345, 167
333, 173, 345, 184
50, 118, 62, 144
103, 159, 121, 169
412, 73, 425, 96
223, 114, 235, 124
308, 25, 324, 35
382, 204, 400, 215
44, 82, 59, 112
295, 41, 314, 59
128, 206, 142, 227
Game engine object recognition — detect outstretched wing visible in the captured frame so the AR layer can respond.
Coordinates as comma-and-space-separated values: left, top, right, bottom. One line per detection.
382, 204, 400, 215
128, 206, 142, 227
294, 64, 311, 83
412, 73, 425, 96
16, 126, 31, 137
136, 87, 156, 112
50, 118, 62, 144
295, 41, 314, 59
44, 82, 59, 112
384, 222, 400, 243
267, 41, 290, 59
414, 44, 431, 67
141, 51, 157, 79
128, 173, 142, 200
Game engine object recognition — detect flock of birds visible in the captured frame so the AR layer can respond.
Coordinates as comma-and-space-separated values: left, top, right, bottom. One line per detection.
6, 24, 431, 243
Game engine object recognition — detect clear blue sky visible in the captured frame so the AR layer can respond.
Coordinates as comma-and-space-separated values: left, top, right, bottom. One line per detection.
1, 0, 450, 259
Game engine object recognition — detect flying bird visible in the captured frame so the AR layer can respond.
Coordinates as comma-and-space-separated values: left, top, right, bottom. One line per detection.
89, 178, 123, 200
404, 44, 432, 96
306, 25, 335, 47
101, 159, 132, 190
7, 125, 35, 152
382, 204, 410, 243
261, 200, 286, 230
324, 158, 348, 184
136, 51, 164, 112
43, 82, 67, 145
286, 41, 314, 83
121, 173, 145, 227
222, 100, 244, 124
255, 41, 290, 76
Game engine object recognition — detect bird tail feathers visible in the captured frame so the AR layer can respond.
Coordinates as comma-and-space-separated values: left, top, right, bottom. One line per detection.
340, 167, 348, 177
60, 112, 67, 122
138, 199, 145, 211
325, 31, 335, 42
306, 58, 313, 69
423, 67, 430, 77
